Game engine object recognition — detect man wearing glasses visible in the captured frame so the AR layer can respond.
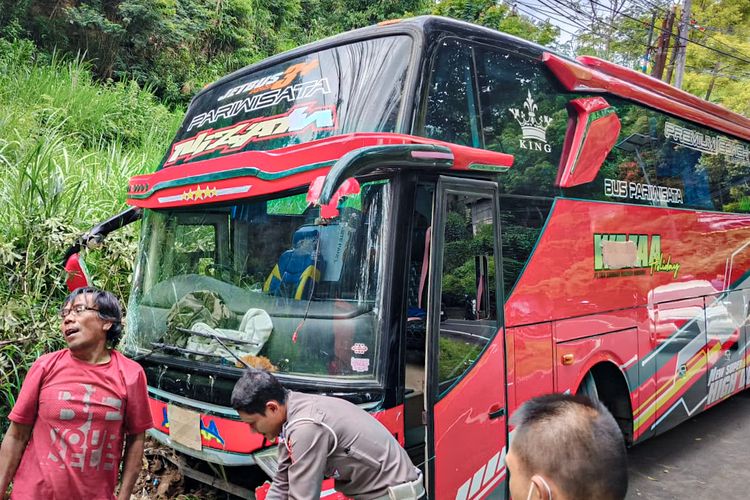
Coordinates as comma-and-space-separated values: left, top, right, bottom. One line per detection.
0, 287, 152, 499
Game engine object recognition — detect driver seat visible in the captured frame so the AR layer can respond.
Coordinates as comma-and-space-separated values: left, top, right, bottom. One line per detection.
263, 226, 324, 300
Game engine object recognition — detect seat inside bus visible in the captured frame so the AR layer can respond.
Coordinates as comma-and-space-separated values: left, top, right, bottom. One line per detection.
263, 225, 324, 300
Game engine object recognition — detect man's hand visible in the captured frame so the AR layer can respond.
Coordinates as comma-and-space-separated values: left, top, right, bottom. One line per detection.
117, 432, 146, 500
0, 422, 33, 497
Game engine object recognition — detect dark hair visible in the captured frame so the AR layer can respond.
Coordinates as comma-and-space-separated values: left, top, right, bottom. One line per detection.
62, 287, 123, 347
510, 393, 628, 500
231, 369, 287, 415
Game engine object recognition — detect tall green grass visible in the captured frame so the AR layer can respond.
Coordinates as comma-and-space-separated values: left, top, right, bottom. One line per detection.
0, 37, 184, 431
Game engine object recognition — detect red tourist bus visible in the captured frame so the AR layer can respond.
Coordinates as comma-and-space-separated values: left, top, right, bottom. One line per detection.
65, 15, 750, 499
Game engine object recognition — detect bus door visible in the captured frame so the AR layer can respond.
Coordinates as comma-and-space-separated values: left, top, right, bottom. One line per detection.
425, 177, 507, 500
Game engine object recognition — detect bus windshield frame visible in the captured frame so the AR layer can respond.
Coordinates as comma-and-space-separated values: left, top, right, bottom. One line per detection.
123, 179, 393, 388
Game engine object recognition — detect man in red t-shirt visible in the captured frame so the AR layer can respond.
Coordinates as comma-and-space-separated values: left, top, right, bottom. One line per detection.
0, 287, 153, 499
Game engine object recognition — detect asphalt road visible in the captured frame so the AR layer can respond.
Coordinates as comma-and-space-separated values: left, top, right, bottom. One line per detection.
626, 391, 750, 499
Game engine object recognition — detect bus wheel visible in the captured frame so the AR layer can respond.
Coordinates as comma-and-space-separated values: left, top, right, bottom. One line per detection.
577, 371, 599, 401
577, 364, 633, 445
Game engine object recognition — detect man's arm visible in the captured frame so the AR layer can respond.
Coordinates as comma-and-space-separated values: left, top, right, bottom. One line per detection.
0, 422, 32, 496
284, 423, 333, 500
265, 443, 291, 500
117, 432, 145, 500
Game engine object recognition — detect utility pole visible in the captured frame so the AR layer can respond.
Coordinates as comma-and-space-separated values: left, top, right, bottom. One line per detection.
651, 6, 675, 81
673, 0, 693, 88
641, 10, 658, 73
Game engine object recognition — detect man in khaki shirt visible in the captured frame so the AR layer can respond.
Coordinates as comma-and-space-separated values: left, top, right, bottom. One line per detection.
232, 369, 423, 500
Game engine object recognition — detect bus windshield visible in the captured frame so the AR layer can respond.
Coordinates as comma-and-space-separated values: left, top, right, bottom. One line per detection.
124, 180, 391, 382
162, 36, 413, 168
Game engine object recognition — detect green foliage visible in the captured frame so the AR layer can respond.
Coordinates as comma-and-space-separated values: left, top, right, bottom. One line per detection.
288, 0, 429, 44
438, 336, 482, 383
431, 0, 559, 45
0, 37, 181, 432
1, 0, 265, 106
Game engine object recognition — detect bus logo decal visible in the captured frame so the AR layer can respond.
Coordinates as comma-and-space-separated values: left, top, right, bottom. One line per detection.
707, 359, 745, 406
509, 91, 553, 153
160, 407, 226, 445
166, 104, 337, 165
594, 233, 680, 278
604, 178, 683, 205
189, 77, 331, 132
217, 60, 321, 101
200, 418, 226, 445
665, 121, 750, 165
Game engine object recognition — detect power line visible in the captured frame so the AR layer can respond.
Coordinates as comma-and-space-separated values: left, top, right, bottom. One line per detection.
511, 4, 582, 39
631, 0, 726, 35
583, 0, 750, 64
510, 3, 584, 38
685, 64, 750, 81
535, 0, 595, 31
548, 0, 750, 66
519, 0, 592, 33
630, 0, 749, 61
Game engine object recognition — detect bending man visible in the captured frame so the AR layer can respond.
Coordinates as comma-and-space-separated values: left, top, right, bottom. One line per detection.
231, 369, 423, 499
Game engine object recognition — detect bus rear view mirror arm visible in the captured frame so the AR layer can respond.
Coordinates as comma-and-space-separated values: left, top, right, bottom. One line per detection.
62, 207, 142, 291
311, 143, 455, 209
61, 207, 143, 266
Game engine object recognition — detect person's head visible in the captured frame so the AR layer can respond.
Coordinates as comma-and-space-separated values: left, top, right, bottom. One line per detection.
231, 369, 288, 440
60, 286, 123, 352
506, 393, 628, 500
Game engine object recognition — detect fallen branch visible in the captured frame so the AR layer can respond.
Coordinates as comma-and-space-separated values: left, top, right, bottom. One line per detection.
0, 336, 31, 347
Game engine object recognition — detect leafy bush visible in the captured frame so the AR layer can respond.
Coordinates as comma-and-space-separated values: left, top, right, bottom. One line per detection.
0, 37, 182, 432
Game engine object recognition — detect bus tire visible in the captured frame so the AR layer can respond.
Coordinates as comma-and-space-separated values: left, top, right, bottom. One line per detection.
577, 363, 633, 446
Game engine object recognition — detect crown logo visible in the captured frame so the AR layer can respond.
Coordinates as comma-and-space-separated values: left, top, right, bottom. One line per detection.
510, 91, 553, 142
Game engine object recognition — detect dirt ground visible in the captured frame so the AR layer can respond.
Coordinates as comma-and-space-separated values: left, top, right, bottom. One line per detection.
130, 438, 221, 500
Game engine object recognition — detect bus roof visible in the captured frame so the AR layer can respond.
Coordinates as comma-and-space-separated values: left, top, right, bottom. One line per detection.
192, 15, 750, 141
191, 16, 555, 106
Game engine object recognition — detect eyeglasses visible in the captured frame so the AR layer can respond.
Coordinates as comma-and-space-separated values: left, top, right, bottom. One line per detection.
59, 304, 99, 318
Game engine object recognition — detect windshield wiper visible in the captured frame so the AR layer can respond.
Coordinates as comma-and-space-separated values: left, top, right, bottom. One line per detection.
129, 342, 174, 362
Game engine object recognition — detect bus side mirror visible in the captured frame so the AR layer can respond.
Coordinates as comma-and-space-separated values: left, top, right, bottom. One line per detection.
64, 252, 92, 291
307, 176, 361, 218
556, 97, 621, 188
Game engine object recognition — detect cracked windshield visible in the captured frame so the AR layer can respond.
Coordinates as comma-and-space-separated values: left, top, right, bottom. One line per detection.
124, 180, 390, 380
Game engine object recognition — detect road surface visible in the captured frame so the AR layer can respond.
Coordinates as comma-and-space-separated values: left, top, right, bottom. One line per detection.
627, 391, 750, 499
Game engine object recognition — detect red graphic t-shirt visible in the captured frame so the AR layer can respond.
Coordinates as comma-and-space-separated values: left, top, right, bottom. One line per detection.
9, 349, 153, 499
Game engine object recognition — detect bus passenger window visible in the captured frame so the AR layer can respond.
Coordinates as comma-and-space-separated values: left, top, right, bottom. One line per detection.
474, 45, 566, 198
423, 39, 481, 148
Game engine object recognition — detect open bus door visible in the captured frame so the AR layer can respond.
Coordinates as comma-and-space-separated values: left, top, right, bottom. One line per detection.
424, 177, 507, 500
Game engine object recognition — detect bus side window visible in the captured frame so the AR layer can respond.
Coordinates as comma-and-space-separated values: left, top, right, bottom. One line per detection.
422, 39, 482, 148
436, 191, 498, 394
474, 45, 565, 198
498, 195, 553, 294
